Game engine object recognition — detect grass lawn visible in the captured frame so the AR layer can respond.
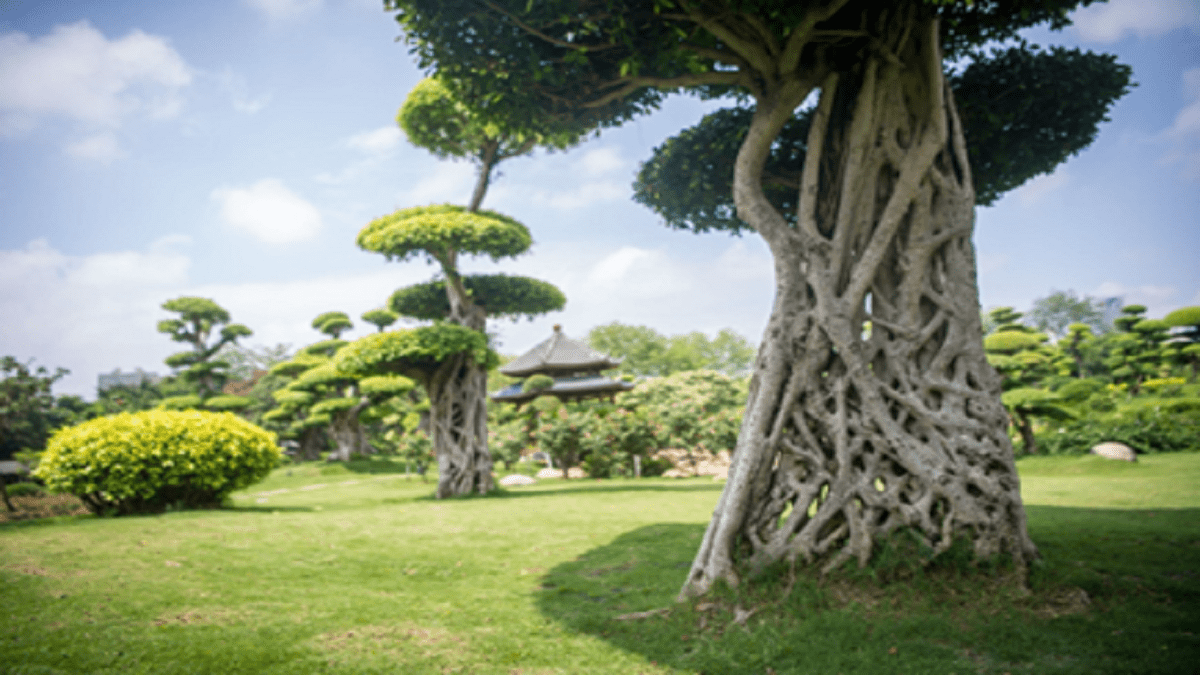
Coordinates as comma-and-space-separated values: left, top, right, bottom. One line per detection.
2, 454, 1197, 674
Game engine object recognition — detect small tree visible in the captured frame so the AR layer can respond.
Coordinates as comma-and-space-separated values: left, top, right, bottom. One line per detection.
157, 297, 253, 403
0, 357, 68, 511
335, 324, 498, 498
1164, 306, 1200, 381
1026, 290, 1109, 339
361, 308, 400, 333
313, 312, 354, 339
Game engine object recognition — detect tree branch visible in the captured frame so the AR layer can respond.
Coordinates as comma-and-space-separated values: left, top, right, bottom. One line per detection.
478, 0, 618, 52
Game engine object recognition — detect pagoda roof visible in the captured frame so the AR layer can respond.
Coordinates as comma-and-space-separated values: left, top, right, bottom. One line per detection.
499, 325, 622, 377
491, 373, 634, 404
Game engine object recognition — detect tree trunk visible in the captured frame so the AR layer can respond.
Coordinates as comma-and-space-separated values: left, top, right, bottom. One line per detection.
328, 402, 369, 462
427, 350, 494, 498
1014, 411, 1038, 455
298, 426, 326, 462
680, 14, 1036, 599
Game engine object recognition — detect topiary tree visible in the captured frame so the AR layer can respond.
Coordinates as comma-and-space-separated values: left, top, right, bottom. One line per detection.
34, 410, 280, 515
157, 297, 253, 403
386, 0, 1134, 595
313, 311, 354, 339
361, 308, 400, 333
999, 388, 1074, 455
1164, 306, 1200, 382
334, 324, 498, 498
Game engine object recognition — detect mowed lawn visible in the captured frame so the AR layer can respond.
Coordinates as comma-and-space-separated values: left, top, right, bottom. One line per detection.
2, 454, 1197, 674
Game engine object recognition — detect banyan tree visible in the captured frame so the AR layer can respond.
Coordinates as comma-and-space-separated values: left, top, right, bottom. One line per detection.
384, 0, 1133, 593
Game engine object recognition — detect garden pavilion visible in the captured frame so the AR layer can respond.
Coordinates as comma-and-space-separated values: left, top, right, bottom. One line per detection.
490, 325, 633, 406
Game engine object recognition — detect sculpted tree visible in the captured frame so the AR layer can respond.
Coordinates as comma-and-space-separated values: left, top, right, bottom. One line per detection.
358, 208, 565, 495
354, 76, 568, 496
387, 0, 1131, 592
157, 297, 253, 407
313, 312, 354, 339
361, 308, 400, 333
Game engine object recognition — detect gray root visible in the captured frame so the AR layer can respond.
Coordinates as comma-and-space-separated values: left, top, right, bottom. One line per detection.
681, 14, 1037, 599
427, 349, 494, 499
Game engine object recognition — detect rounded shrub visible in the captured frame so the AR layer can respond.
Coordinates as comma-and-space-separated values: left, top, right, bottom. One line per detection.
34, 410, 281, 516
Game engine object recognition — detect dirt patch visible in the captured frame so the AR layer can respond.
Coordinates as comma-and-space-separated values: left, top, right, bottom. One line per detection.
314, 623, 468, 659
0, 493, 89, 522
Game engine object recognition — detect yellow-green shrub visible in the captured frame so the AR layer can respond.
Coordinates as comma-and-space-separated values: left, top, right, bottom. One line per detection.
34, 410, 281, 515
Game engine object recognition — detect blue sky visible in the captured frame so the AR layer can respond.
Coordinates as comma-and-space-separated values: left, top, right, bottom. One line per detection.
1, 0, 1198, 398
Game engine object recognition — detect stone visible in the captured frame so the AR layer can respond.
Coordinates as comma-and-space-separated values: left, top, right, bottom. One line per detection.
499, 474, 537, 486
1090, 442, 1137, 462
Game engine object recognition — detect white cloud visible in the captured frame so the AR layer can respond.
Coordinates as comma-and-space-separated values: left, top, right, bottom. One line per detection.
587, 246, 692, 298
0, 21, 191, 137
211, 179, 323, 244
1073, 0, 1200, 42
1161, 68, 1200, 179
64, 131, 125, 163
244, 0, 323, 20
0, 237, 432, 399
215, 68, 271, 114
347, 126, 403, 155
579, 147, 627, 176
716, 241, 773, 282
1015, 170, 1070, 206
977, 253, 1010, 275
1092, 281, 1180, 317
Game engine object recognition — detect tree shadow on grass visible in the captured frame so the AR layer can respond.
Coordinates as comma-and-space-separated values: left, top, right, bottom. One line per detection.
534, 508, 1200, 674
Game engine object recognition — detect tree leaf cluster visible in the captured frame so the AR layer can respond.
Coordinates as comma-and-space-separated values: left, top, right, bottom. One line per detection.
389, 274, 566, 321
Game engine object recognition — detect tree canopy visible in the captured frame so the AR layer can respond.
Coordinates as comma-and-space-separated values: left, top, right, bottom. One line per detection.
389, 274, 566, 322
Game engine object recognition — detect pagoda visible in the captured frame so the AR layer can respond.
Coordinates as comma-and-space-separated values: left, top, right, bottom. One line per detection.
491, 325, 634, 405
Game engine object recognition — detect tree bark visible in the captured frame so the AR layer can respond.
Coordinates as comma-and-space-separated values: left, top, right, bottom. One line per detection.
426, 350, 494, 498
327, 401, 370, 462
297, 426, 326, 462
681, 13, 1037, 599
1014, 411, 1038, 455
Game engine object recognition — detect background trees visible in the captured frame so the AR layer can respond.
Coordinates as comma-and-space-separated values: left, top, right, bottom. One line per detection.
587, 323, 755, 378
385, 0, 1133, 595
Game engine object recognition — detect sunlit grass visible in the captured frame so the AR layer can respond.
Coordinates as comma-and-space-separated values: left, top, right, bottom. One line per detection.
1, 454, 1196, 674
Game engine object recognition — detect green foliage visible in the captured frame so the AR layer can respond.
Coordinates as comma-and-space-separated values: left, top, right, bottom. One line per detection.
312, 311, 354, 339
389, 274, 566, 321
269, 353, 328, 378
290, 363, 356, 392
157, 296, 252, 398
303, 339, 349, 357
201, 395, 254, 412
1164, 305, 1200, 344
617, 370, 745, 454
310, 397, 360, 416
357, 204, 532, 266
361, 308, 399, 333
156, 395, 202, 411
954, 46, 1133, 207
1025, 290, 1109, 338
632, 47, 1131, 232
1037, 406, 1200, 456
335, 324, 497, 383
34, 410, 280, 515
521, 374, 555, 394
358, 375, 415, 397
533, 404, 594, 476
1, 356, 69, 460
399, 77, 579, 161
587, 323, 755, 377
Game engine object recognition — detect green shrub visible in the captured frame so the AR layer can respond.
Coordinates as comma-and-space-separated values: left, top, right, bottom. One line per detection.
34, 410, 281, 515
522, 374, 555, 394
5, 482, 44, 497
1037, 405, 1200, 455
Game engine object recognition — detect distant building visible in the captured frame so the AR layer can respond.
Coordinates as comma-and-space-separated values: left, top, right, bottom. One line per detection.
1100, 297, 1123, 331
97, 368, 161, 392
491, 325, 634, 406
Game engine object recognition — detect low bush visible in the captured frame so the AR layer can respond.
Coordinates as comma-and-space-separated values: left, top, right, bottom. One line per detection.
34, 410, 281, 515
1037, 404, 1200, 455
4, 482, 44, 497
